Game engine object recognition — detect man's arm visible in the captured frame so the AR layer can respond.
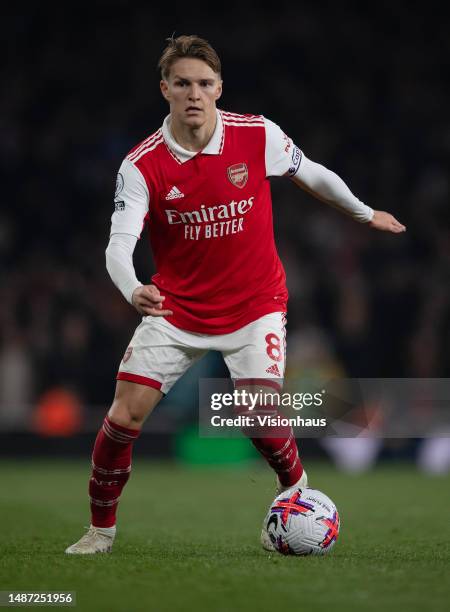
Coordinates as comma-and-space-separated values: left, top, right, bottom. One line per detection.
105, 234, 173, 316
107, 158, 172, 316
263, 117, 406, 234
291, 155, 406, 233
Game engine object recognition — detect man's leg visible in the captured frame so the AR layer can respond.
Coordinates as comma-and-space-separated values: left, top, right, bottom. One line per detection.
89, 381, 163, 528
65, 381, 162, 554
66, 315, 206, 554
222, 312, 305, 489
234, 381, 305, 489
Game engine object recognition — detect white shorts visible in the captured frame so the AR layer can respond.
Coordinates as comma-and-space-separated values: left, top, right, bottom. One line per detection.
117, 312, 287, 394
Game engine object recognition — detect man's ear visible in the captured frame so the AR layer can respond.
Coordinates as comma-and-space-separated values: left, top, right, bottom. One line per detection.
160, 80, 170, 102
215, 80, 223, 101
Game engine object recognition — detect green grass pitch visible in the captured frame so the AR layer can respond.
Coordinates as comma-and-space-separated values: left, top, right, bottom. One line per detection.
0, 459, 449, 612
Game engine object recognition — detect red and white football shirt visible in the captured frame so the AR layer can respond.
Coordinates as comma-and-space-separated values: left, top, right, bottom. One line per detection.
111, 110, 303, 334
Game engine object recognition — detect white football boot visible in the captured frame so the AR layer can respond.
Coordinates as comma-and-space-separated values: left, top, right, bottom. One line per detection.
65, 526, 115, 555
260, 469, 308, 552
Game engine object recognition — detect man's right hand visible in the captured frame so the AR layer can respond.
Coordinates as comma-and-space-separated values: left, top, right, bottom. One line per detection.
131, 285, 173, 317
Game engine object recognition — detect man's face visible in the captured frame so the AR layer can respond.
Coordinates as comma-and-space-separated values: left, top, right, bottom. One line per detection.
160, 58, 222, 128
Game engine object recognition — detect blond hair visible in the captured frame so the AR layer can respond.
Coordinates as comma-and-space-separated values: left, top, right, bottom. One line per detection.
158, 35, 221, 79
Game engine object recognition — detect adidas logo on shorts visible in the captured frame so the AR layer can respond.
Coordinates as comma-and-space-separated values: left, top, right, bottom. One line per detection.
165, 186, 184, 200
265, 363, 281, 377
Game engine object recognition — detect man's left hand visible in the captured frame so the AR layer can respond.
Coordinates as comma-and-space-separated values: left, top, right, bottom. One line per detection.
369, 210, 406, 233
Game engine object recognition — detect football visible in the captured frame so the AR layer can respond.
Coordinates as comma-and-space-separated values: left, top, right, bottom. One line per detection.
264, 486, 340, 556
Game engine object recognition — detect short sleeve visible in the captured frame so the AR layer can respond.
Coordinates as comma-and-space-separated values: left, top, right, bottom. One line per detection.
110, 158, 149, 238
264, 117, 303, 178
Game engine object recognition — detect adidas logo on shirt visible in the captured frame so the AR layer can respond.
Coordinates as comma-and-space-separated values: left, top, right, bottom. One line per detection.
165, 186, 184, 200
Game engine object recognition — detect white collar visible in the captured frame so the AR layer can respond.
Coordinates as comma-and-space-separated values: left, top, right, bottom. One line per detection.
162, 109, 224, 163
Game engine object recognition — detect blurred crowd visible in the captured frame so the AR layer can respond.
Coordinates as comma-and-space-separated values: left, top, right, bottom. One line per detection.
0, 4, 449, 434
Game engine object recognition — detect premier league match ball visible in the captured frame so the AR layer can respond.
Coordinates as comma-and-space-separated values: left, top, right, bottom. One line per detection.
264, 486, 340, 556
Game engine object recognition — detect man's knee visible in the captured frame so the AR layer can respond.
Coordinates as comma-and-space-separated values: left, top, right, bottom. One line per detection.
107, 381, 162, 429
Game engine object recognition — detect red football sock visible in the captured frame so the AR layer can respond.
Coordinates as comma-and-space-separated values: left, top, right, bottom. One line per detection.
89, 417, 140, 527
250, 432, 303, 487
233, 395, 304, 487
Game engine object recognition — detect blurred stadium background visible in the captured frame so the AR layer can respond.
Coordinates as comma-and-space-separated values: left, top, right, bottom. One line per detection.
1, 2, 448, 466
1, 3, 449, 610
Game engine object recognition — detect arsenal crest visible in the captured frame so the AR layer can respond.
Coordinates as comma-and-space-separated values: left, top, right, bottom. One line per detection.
227, 163, 248, 189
